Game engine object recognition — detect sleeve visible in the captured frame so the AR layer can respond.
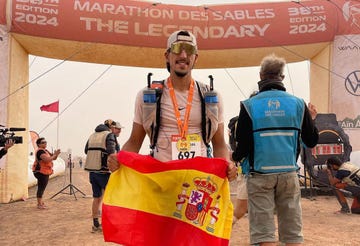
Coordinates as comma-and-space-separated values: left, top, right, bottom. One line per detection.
84, 140, 89, 154
37, 150, 46, 161
106, 133, 117, 154
0, 148, 7, 159
301, 102, 319, 148
335, 170, 351, 181
133, 89, 144, 125
232, 102, 253, 162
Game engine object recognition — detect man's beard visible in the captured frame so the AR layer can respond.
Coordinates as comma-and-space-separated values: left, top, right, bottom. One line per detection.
174, 70, 187, 77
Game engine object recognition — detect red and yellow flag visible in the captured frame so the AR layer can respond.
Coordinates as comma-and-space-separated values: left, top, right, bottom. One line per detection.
102, 151, 233, 246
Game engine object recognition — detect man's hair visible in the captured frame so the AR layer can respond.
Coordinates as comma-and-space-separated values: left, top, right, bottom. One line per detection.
326, 156, 342, 166
36, 137, 45, 146
260, 53, 286, 79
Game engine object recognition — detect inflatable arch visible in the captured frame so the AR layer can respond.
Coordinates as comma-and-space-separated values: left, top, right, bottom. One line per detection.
1, 0, 360, 203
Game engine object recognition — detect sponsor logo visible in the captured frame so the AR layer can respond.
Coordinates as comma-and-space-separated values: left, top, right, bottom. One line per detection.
338, 115, 360, 128
345, 70, 360, 96
342, 1, 360, 26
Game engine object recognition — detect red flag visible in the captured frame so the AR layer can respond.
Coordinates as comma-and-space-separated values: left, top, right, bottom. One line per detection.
40, 101, 59, 113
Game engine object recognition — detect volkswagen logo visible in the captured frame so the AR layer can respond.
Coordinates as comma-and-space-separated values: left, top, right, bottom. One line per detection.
345, 70, 360, 96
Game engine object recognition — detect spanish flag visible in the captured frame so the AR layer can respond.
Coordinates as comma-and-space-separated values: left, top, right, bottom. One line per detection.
102, 151, 233, 246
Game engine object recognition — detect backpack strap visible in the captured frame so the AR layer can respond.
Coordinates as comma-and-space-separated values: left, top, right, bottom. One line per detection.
149, 77, 214, 155
195, 81, 210, 148
149, 80, 164, 156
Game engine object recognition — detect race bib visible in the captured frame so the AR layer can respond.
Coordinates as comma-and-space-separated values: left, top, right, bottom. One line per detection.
171, 134, 201, 160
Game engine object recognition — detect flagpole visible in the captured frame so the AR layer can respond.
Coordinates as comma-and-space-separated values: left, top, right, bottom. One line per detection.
57, 100, 59, 149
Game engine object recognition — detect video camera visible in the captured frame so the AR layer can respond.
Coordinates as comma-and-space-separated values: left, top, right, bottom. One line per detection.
0, 126, 25, 147
316, 162, 333, 171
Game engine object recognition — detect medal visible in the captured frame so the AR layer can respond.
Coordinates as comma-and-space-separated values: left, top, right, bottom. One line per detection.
176, 137, 191, 152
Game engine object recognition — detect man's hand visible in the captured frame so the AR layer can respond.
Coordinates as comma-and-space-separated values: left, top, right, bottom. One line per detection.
107, 153, 120, 172
227, 161, 237, 182
308, 102, 317, 120
4, 139, 14, 151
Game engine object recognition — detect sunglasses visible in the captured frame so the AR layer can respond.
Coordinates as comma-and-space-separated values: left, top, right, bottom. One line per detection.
40, 141, 47, 144
170, 42, 197, 55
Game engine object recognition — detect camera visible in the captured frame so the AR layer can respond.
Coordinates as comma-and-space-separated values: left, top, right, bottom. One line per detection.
0, 127, 25, 147
316, 164, 330, 171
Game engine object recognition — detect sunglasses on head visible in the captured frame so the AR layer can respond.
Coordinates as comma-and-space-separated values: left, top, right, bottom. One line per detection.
170, 42, 197, 55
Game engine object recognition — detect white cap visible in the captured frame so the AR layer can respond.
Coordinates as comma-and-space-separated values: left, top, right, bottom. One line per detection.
114, 121, 124, 129
167, 30, 197, 49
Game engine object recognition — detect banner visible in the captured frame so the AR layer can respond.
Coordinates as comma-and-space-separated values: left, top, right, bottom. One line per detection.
8, 0, 360, 50
40, 100, 59, 113
102, 151, 233, 246
0, 0, 6, 25
0, 24, 9, 170
331, 34, 360, 151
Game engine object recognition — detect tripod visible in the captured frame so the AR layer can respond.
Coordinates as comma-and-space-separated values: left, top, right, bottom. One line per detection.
51, 154, 86, 200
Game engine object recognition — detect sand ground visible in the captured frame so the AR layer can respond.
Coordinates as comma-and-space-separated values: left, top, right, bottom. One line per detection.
0, 166, 359, 246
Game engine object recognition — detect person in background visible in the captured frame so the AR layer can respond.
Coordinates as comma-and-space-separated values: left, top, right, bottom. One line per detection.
229, 91, 259, 226
0, 139, 14, 159
326, 156, 360, 214
107, 30, 237, 182
84, 119, 123, 233
110, 121, 124, 153
232, 54, 318, 245
32, 137, 61, 209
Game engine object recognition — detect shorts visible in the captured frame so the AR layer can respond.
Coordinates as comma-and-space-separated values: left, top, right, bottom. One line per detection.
236, 175, 248, 200
89, 172, 110, 198
247, 171, 303, 244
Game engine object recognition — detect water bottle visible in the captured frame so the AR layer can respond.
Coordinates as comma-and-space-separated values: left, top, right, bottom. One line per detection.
143, 89, 156, 104
204, 91, 218, 117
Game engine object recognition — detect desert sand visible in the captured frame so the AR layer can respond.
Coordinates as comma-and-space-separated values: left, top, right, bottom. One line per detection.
0, 166, 359, 246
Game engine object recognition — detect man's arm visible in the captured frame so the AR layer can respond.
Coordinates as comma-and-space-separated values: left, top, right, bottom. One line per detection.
301, 102, 319, 148
121, 122, 146, 153
211, 122, 229, 160
232, 104, 252, 162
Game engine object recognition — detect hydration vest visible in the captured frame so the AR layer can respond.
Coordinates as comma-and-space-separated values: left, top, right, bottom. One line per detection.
32, 148, 54, 175
243, 90, 305, 173
142, 73, 219, 156
84, 130, 110, 171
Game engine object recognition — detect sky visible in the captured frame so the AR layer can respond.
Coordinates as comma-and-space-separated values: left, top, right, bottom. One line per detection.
27, 0, 310, 158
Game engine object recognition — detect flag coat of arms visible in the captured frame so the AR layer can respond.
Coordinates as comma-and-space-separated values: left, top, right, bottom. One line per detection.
102, 151, 233, 246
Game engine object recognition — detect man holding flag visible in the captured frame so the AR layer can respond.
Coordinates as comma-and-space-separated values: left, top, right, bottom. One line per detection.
106, 30, 237, 245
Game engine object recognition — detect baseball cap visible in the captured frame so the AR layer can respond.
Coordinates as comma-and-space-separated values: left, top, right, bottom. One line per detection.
114, 121, 124, 129
167, 30, 197, 50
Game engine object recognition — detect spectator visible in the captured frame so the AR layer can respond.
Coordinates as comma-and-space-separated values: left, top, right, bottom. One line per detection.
232, 54, 319, 245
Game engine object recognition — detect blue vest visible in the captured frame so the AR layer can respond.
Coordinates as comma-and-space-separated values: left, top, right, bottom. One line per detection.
243, 90, 305, 173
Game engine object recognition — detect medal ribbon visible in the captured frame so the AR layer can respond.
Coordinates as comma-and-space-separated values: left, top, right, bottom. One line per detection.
167, 78, 194, 138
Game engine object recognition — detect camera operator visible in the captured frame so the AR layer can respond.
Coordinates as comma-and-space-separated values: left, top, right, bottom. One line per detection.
326, 157, 360, 214
0, 139, 14, 159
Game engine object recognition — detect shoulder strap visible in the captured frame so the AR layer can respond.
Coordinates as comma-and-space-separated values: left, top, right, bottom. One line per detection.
195, 81, 210, 148
150, 79, 213, 152
150, 80, 165, 155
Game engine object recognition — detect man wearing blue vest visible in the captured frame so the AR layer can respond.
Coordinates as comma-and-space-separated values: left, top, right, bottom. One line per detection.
232, 54, 318, 246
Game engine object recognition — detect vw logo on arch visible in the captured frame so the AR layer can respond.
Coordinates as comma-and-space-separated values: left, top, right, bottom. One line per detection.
345, 70, 360, 96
